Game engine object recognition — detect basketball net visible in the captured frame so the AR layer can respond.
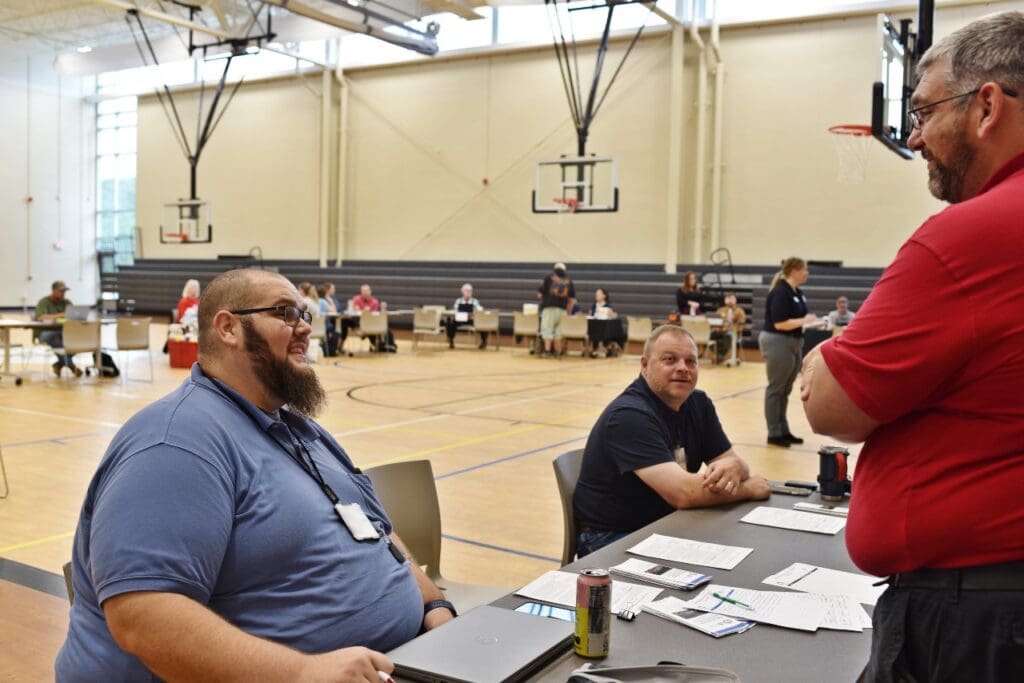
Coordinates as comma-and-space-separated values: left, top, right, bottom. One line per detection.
828, 125, 872, 184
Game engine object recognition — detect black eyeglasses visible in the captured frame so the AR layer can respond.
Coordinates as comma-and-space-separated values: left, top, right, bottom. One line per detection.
230, 305, 312, 327
908, 86, 1019, 129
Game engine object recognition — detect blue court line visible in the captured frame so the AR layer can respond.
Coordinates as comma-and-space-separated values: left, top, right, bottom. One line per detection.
442, 533, 560, 564
434, 436, 586, 481
1, 431, 111, 449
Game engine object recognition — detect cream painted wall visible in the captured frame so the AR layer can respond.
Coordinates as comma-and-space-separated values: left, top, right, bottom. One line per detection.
136, 77, 323, 259
132, 1, 1018, 268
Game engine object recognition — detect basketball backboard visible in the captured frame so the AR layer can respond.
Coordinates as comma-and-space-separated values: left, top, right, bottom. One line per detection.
532, 155, 619, 213
160, 199, 213, 243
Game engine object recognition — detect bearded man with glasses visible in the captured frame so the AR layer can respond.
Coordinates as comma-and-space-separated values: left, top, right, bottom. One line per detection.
57, 269, 454, 683
801, 11, 1024, 683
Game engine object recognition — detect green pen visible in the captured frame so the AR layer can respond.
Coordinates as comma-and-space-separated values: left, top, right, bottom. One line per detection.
713, 592, 754, 610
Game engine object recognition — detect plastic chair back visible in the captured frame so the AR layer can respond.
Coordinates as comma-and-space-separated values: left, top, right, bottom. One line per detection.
62, 561, 74, 605
116, 317, 151, 351
308, 314, 327, 340
364, 460, 443, 581
513, 312, 539, 337
62, 321, 101, 356
552, 448, 585, 565
560, 313, 588, 340
359, 310, 389, 336
625, 316, 653, 353
473, 309, 499, 333
413, 307, 441, 334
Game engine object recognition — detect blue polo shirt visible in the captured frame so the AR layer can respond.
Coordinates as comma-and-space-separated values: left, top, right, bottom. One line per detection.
56, 364, 423, 682
573, 376, 732, 533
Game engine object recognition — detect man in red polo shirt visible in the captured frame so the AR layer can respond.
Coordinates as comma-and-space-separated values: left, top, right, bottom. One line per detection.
801, 11, 1024, 682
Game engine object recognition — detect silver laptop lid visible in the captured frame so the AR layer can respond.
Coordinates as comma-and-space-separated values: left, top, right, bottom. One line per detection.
388, 605, 573, 683
64, 305, 92, 321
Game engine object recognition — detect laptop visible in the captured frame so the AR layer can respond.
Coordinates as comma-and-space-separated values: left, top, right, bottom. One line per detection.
388, 605, 574, 683
64, 305, 92, 321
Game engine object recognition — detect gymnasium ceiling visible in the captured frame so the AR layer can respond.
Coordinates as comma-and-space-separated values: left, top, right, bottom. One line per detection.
0, 0, 504, 63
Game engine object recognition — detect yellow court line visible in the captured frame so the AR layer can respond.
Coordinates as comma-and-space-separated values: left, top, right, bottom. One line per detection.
0, 531, 74, 554
0, 405, 123, 429
371, 407, 599, 467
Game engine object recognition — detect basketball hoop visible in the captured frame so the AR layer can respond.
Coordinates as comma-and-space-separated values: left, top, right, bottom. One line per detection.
828, 124, 873, 184
552, 197, 579, 214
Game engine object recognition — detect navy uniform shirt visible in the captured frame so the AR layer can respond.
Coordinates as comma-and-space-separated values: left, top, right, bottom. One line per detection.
763, 281, 808, 338
573, 376, 732, 534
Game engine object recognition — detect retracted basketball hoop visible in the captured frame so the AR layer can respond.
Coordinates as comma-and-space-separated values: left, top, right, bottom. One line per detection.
828, 124, 873, 184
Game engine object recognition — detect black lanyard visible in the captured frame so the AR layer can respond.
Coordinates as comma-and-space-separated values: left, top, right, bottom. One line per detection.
279, 424, 340, 505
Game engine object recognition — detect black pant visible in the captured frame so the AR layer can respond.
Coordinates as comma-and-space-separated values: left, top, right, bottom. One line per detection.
862, 578, 1024, 681
446, 319, 487, 344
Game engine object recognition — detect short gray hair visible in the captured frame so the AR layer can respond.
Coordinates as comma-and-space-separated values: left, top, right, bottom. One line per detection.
642, 324, 695, 358
918, 11, 1024, 102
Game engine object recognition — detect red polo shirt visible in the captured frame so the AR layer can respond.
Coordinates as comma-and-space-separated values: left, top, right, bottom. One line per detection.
821, 152, 1024, 576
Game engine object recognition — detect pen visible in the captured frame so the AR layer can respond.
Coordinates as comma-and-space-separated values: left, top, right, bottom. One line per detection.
713, 592, 754, 610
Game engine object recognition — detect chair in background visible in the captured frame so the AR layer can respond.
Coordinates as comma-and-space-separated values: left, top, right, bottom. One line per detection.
364, 459, 507, 613
512, 312, 540, 353
624, 316, 653, 354
62, 561, 74, 605
308, 314, 327, 361
357, 311, 389, 353
559, 313, 589, 357
115, 317, 153, 383
412, 307, 444, 349
680, 315, 717, 364
472, 309, 500, 350
552, 449, 584, 565
61, 321, 102, 376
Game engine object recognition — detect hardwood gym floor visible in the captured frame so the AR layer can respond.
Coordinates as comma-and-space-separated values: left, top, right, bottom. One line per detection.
0, 319, 856, 679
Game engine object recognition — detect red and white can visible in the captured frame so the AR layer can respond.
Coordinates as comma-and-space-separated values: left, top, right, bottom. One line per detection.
574, 568, 611, 658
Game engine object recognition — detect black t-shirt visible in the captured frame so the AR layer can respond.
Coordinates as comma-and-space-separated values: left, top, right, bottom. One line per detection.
573, 376, 732, 534
540, 273, 576, 310
762, 281, 808, 338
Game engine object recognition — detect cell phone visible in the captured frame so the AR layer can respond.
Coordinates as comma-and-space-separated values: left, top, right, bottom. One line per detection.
514, 602, 576, 623
784, 480, 819, 491
768, 481, 813, 496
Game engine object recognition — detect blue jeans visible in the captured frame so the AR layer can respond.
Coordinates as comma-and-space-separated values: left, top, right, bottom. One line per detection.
576, 529, 629, 558
38, 329, 71, 366
861, 584, 1024, 682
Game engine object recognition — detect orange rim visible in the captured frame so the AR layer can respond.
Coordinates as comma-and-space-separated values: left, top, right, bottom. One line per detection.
828, 124, 872, 137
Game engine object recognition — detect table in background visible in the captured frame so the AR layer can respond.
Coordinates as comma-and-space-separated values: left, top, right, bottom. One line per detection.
490, 495, 871, 681
587, 317, 626, 349
0, 318, 115, 385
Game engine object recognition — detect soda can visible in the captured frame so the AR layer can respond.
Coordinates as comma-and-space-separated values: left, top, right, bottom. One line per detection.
574, 568, 611, 658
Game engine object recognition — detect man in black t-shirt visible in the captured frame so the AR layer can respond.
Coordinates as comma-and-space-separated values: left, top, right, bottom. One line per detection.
572, 325, 770, 557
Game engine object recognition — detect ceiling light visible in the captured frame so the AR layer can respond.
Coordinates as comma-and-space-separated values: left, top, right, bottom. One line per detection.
76, 46, 93, 53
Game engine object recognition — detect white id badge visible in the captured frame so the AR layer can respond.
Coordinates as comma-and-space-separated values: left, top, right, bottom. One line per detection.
334, 503, 381, 541
674, 446, 686, 466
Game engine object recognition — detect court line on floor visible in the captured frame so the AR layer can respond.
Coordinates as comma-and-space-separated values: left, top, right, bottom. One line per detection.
1, 431, 115, 449
434, 435, 586, 481
0, 531, 75, 554
0, 405, 123, 429
441, 533, 560, 564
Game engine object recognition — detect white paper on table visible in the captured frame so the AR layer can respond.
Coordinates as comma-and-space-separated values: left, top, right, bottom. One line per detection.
810, 594, 871, 632
642, 596, 756, 637
514, 570, 662, 614
684, 584, 826, 631
609, 558, 711, 590
627, 533, 753, 570
762, 562, 886, 606
454, 311, 469, 322
740, 507, 846, 535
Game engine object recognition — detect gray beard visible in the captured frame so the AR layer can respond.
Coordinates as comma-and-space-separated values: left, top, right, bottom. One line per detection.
926, 128, 975, 203
241, 318, 327, 418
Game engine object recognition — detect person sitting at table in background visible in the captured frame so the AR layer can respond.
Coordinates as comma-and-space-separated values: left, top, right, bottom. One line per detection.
711, 291, 747, 363
588, 288, 623, 358
573, 324, 770, 556
350, 284, 395, 352
825, 296, 856, 329
675, 271, 711, 317
538, 263, 576, 358
447, 283, 488, 350
33, 280, 82, 378
298, 282, 319, 317
176, 279, 201, 328
55, 268, 454, 682
317, 283, 341, 357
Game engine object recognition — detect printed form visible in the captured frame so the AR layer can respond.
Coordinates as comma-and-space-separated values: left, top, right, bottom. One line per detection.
627, 533, 753, 570
515, 570, 663, 613
740, 507, 847, 535
763, 562, 886, 606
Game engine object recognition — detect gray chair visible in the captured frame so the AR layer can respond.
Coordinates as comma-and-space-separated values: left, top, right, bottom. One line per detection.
62, 561, 74, 605
115, 317, 153, 382
472, 309, 500, 350
552, 448, 585, 566
364, 459, 507, 613
411, 307, 444, 349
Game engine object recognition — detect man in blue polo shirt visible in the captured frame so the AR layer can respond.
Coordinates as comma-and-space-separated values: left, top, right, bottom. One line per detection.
574, 325, 770, 556
56, 269, 454, 682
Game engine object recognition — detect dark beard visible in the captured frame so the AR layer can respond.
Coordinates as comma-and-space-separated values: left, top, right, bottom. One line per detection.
241, 318, 326, 417
926, 127, 975, 203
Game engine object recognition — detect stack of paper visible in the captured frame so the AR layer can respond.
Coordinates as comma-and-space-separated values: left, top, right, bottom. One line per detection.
763, 562, 886, 606
627, 533, 753, 570
793, 502, 849, 517
609, 558, 711, 591
515, 570, 663, 614
681, 584, 871, 632
642, 596, 755, 638
739, 506, 846, 535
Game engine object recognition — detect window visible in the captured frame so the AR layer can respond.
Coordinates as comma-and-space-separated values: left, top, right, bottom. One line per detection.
95, 96, 137, 267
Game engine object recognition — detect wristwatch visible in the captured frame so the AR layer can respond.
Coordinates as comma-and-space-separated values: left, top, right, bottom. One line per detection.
423, 599, 458, 618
